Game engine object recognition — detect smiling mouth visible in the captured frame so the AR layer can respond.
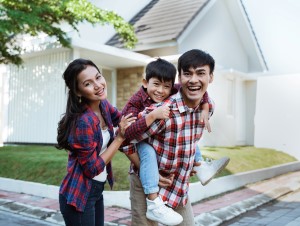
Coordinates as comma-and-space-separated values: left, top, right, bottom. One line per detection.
188, 86, 201, 92
96, 88, 105, 96
154, 95, 164, 100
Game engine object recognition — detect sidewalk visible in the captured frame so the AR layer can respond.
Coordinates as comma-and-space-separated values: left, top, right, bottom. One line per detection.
1, 170, 300, 226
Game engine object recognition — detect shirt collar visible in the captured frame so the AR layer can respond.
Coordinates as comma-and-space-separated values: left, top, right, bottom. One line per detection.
85, 105, 100, 125
171, 90, 201, 113
139, 86, 152, 103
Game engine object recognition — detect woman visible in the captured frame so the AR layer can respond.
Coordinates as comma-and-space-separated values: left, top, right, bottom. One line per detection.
56, 58, 135, 226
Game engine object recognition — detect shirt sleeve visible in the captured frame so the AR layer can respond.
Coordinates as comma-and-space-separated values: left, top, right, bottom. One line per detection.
122, 101, 148, 141
201, 91, 209, 104
208, 95, 215, 117
131, 116, 166, 144
69, 118, 106, 178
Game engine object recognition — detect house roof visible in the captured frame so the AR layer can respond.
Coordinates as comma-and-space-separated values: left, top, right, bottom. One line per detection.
106, 0, 210, 48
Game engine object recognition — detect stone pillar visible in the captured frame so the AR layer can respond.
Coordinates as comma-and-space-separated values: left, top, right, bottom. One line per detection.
116, 67, 144, 110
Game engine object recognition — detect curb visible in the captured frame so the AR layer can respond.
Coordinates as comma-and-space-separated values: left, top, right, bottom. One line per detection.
194, 176, 300, 226
0, 198, 64, 225
0, 198, 123, 226
0, 186, 297, 226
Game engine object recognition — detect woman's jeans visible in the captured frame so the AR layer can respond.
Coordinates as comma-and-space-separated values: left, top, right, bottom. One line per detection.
59, 180, 105, 226
137, 142, 202, 195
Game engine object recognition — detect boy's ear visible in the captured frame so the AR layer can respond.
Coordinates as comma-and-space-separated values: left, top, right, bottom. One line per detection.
142, 79, 148, 88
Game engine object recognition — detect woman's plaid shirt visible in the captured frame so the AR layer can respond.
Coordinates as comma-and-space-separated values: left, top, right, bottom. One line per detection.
124, 91, 214, 208
59, 100, 121, 212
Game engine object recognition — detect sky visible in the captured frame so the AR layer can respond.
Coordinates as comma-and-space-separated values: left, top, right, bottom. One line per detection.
243, 0, 300, 74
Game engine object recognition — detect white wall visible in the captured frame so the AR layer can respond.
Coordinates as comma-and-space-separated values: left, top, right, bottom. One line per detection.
0, 65, 7, 146
243, 0, 300, 74
5, 50, 71, 144
200, 70, 250, 147
255, 74, 300, 159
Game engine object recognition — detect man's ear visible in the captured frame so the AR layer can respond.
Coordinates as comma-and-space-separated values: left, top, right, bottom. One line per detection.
142, 79, 148, 88
209, 73, 214, 83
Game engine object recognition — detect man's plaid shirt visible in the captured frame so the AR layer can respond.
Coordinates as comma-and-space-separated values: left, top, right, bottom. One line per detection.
122, 91, 214, 208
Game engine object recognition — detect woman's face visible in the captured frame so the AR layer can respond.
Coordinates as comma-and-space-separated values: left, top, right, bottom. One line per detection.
76, 65, 107, 103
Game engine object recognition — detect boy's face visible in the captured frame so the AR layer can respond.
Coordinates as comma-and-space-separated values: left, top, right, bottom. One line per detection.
143, 78, 172, 103
179, 65, 213, 108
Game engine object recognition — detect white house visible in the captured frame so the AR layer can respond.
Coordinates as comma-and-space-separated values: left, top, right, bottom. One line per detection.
1, 0, 299, 159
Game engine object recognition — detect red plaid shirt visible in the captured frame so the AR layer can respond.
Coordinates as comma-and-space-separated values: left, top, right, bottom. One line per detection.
59, 100, 121, 212
121, 84, 208, 151
124, 91, 214, 208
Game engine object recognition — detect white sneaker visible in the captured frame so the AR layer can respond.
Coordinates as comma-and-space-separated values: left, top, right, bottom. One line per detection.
146, 196, 183, 225
194, 157, 230, 186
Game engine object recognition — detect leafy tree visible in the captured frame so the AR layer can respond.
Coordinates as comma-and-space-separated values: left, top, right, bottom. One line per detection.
0, 0, 137, 65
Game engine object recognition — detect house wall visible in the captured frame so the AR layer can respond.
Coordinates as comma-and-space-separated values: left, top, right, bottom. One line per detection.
179, 0, 249, 73
200, 70, 250, 147
245, 80, 256, 144
116, 67, 144, 110
254, 73, 300, 160
0, 65, 7, 146
4, 50, 72, 144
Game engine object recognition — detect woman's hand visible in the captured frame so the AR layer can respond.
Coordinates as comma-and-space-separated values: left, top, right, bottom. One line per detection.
117, 113, 136, 139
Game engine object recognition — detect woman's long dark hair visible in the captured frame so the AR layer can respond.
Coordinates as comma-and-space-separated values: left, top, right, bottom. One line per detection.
56, 59, 101, 151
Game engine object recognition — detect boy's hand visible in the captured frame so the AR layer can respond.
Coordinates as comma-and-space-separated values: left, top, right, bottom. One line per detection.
200, 103, 211, 132
151, 105, 170, 120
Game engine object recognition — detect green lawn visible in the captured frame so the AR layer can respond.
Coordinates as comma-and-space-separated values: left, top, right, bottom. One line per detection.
0, 145, 297, 190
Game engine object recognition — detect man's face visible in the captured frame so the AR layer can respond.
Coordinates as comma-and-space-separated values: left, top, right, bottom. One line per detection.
179, 65, 213, 108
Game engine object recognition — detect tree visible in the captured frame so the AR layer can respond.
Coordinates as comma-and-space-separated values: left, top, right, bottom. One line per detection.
0, 0, 137, 65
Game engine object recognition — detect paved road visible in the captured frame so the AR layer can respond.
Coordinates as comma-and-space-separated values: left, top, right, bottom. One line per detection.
0, 210, 59, 226
222, 189, 300, 226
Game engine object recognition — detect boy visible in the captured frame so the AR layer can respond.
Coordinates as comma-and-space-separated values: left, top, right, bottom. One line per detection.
121, 58, 229, 225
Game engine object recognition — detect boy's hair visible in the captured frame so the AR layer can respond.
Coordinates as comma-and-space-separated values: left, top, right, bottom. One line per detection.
145, 58, 176, 86
177, 49, 215, 75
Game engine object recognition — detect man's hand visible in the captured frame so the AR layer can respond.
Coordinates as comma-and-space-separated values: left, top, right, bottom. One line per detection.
190, 161, 201, 177
158, 173, 174, 187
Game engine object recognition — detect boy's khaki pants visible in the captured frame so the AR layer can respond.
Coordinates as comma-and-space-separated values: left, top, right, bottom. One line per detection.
129, 174, 195, 226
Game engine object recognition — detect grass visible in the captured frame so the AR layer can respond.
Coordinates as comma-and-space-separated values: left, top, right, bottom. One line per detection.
0, 145, 297, 190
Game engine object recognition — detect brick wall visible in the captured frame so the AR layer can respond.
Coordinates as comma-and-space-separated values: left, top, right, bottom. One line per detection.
116, 67, 144, 110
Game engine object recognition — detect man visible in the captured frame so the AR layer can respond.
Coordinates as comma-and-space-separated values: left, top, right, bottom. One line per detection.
123, 49, 216, 226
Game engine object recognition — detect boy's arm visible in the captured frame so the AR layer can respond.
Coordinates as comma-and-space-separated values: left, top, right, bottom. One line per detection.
123, 103, 170, 141
201, 103, 211, 133
201, 91, 209, 105
200, 92, 212, 132
122, 100, 149, 141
